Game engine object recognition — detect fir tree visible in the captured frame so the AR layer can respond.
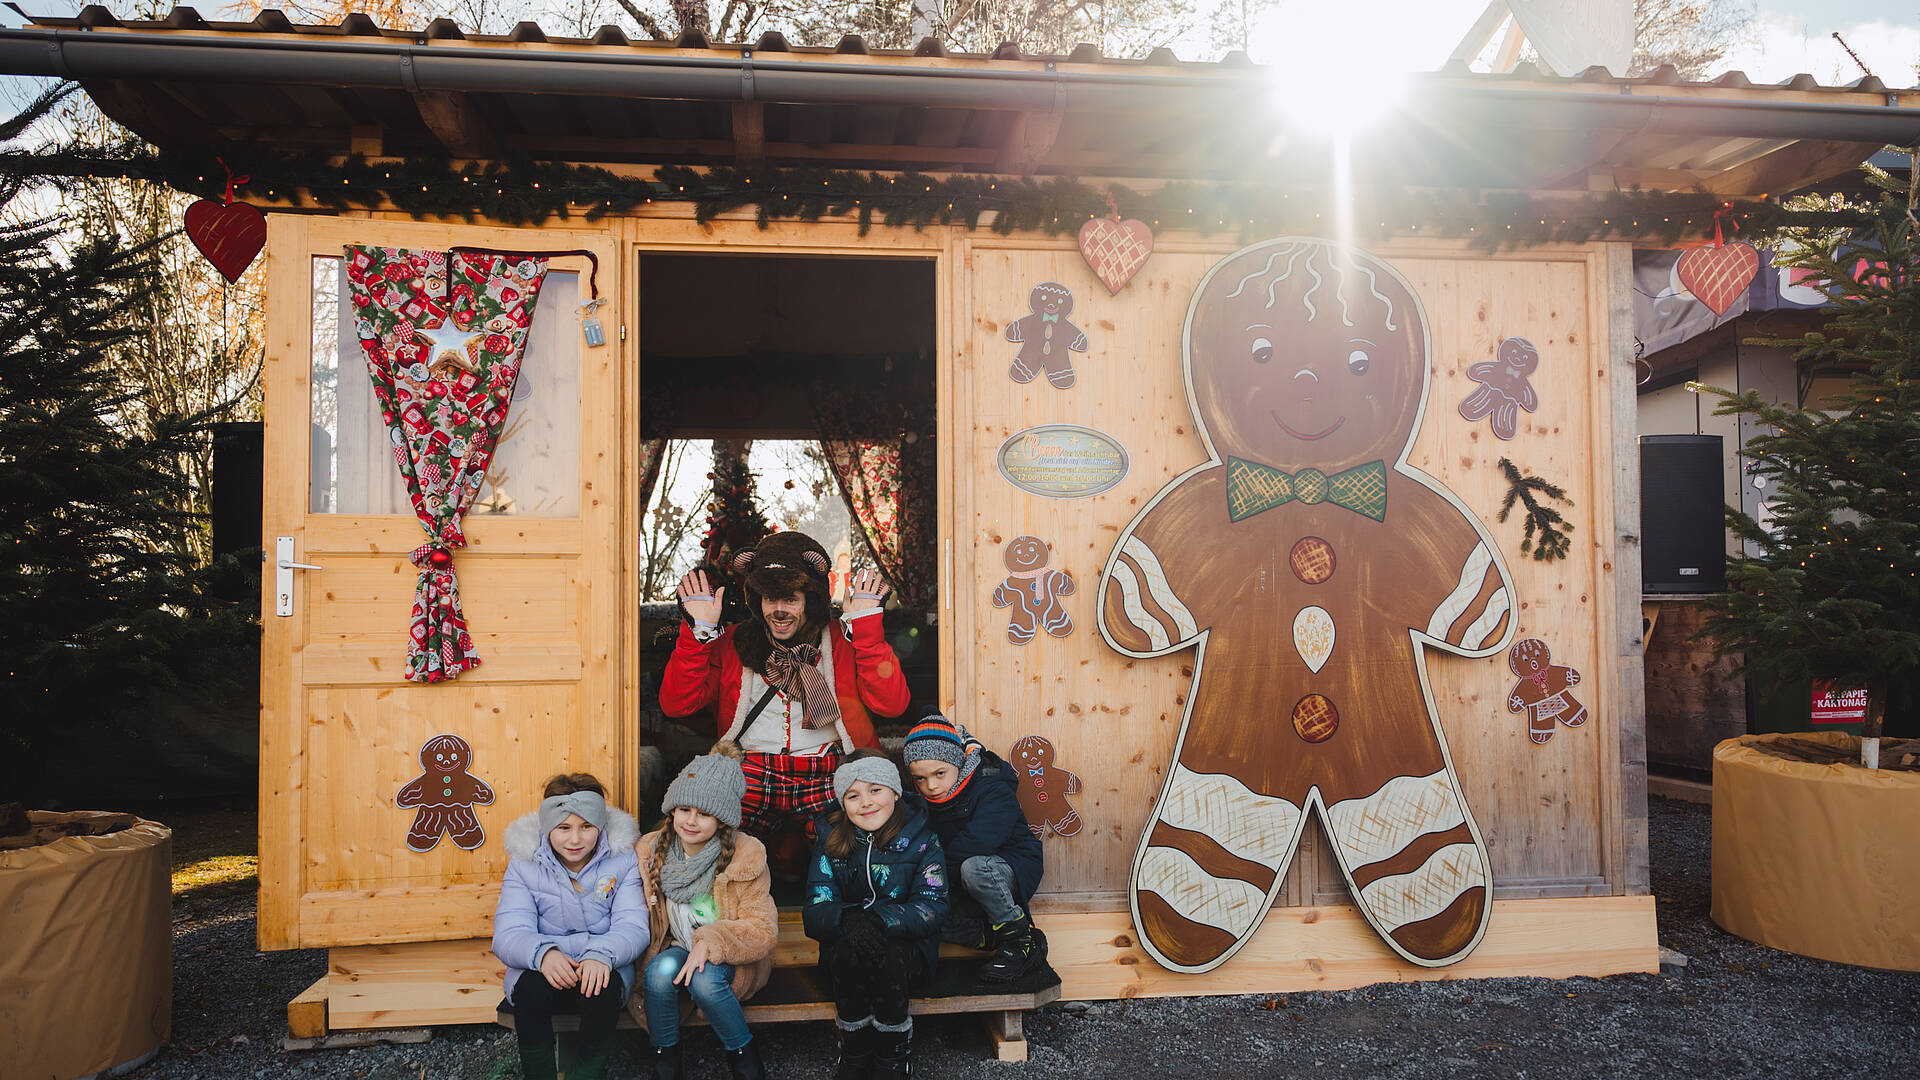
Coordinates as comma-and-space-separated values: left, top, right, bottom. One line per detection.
0, 86, 251, 799
1696, 159, 1920, 762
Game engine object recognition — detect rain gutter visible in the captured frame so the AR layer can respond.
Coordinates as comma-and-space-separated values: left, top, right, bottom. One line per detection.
2, 26, 1918, 143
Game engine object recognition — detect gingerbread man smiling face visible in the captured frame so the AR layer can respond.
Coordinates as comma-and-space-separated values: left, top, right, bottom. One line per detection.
1188, 242, 1427, 474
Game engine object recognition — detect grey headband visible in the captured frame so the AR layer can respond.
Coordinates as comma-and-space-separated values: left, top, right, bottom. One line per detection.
539, 791, 608, 836
833, 756, 903, 802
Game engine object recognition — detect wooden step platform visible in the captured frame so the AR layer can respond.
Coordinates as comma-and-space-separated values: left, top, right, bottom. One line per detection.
494, 958, 1064, 1060
292, 896, 1658, 1050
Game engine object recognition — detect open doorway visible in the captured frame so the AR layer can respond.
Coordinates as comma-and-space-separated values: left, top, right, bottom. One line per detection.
635, 252, 938, 818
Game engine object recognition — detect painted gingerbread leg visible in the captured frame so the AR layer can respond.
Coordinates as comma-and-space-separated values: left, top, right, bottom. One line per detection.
406, 807, 446, 853
1009, 358, 1039, 384
447, 805, 485, 850
1558, 693, 1589, 728
1131, 740, 1309, 972
1046, 362, 1076, 389
1320, 767, 1491, 966
1529, 707, 1556, 744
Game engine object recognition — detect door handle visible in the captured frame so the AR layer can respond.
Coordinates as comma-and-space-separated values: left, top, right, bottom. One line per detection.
274, 536, 321, 617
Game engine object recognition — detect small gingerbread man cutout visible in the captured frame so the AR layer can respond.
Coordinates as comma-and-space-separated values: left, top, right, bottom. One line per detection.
1506, 638, 1586, 744
1010, 735, 1082, 838
1005, 283, 1089, 389
1457, 336, 1541, 441
991, 536, 1076, 644
395, 732, 495, 852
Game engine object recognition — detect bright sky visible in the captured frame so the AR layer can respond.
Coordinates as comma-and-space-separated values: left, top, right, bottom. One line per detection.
2, 2, 1918, 83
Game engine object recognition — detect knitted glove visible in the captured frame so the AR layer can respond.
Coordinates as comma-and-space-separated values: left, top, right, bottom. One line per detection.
839, 906, 890, 968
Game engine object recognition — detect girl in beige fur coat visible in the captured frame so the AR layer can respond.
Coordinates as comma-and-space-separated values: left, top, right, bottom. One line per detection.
634, 743, 779, 1080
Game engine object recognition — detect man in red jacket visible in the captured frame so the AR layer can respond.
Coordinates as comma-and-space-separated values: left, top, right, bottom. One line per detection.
662, 531, 910, 852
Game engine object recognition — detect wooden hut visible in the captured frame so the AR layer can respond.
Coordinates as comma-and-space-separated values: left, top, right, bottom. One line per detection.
8, 5, 1913, 1044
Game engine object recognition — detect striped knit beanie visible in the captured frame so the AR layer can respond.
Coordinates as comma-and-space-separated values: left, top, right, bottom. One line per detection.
903, 715, 984, 804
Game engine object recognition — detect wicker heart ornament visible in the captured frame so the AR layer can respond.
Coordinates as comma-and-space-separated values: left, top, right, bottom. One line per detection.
184, 198, 267, 284
1676, 241, 1759, 317
1078, 216, 1154, 294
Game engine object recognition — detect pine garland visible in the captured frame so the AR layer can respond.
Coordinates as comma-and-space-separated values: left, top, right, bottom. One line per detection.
1497, 457, 1575, 561
0, 144, 1869, 249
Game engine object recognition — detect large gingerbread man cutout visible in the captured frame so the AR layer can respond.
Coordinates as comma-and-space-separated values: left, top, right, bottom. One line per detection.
1098, 239, 1517, 973
395, 732, 496, 852
991, 535, 1076, 644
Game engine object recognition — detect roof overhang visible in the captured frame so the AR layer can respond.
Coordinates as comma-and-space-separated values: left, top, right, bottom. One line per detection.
6, 7, 1918, 195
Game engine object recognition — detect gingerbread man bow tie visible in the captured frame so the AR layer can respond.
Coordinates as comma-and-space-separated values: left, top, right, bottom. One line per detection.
1225, 457, 1388, 522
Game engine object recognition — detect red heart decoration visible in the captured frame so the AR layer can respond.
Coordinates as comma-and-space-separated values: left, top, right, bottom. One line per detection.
1077, 217, 1155, 294
183, 198, 267, 284
1676, 241, 1759, 317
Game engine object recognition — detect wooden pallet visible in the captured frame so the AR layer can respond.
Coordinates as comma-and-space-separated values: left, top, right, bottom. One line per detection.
494, 958, 1064, 1061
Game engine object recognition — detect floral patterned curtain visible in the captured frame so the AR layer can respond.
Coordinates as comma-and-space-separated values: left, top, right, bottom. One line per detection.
346, 245, 548, 683
812, 382, 936, 613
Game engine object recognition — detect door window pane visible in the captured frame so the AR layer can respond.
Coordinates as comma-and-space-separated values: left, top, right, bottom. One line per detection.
309, 257, 580, 516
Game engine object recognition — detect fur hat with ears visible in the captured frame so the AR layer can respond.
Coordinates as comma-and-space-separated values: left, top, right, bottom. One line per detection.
733, 530, 832, 608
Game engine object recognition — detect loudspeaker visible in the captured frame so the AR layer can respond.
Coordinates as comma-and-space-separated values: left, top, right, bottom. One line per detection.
211, 421, 263, 559
1641, 434, 1726, 593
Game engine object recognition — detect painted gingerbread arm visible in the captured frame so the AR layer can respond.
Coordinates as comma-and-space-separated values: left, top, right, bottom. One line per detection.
1411, 492, 1517, 657
991, 583, 1017, 608
395, 776, 428, 807
1068, 326, 1089, 352
1099, 478, 1212, 657
1004, 318, 1025, 343
658, 622, 725, 718
1052, 570, 1077, 597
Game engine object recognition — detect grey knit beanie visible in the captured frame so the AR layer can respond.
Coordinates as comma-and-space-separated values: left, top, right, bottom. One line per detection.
833, 755, 903, 802
661, 749, 747, 829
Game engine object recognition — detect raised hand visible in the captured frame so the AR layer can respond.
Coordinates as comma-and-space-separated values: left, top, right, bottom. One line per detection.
846, 568, 891, 614
678, 569, 725, 625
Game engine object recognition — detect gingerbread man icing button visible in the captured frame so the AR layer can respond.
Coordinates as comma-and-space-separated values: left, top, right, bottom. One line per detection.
1098, 238, 1517, 973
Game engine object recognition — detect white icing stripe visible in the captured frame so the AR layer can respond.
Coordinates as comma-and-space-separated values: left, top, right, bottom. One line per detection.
1136, 845, 1267, 936
1460, 588, 1511, 650
1125, 537, 1199, 640
1324, 769, 1467, 870
1357, 843, 1485, 932
1158, 765, 1302, 866
1427, 543, 1493, 638
1110, 560, 1172, 651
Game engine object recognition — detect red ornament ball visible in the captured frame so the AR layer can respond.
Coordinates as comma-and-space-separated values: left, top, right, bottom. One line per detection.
428, 549, 453, 568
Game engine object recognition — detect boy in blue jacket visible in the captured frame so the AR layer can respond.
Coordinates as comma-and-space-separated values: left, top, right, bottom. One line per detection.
903, 716, 1048, 982
492, 773, 648, 1080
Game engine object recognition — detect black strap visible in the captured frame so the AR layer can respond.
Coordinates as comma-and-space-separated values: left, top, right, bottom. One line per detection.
741, 683, 781, 727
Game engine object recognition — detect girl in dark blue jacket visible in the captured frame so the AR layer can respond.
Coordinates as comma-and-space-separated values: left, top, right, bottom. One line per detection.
804, 749, 948, 1080
903, 716, 1046, 982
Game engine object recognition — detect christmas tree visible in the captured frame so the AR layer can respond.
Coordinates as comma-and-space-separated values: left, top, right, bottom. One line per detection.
700, 439, 774, 567
0, 85, 251, 798
1696, 161, 1920, 765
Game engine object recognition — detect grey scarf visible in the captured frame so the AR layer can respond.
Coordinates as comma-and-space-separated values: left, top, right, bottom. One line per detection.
659, 834, 725, 904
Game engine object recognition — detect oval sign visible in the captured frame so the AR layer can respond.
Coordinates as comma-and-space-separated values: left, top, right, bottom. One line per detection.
997, 424, 1130, 499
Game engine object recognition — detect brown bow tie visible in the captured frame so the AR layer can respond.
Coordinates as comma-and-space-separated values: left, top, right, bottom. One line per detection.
762, 642, 842, 731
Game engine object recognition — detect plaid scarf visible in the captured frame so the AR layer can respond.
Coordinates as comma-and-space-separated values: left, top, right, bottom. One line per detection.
761, 639, 841, 731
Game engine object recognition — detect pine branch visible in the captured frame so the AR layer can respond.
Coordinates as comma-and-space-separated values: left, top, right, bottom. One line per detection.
1496, 457, 1575, 561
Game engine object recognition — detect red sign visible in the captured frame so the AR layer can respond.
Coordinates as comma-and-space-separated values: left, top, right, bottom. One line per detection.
1811, 681, 1870, 724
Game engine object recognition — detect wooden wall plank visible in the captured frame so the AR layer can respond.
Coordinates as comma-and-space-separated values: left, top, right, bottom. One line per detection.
1606, 242, 1652, 895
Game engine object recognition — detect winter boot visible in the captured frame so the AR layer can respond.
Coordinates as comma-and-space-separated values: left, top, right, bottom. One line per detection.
649, 1042, 684, 1080
872, 1021, 913, 1079
726, 1037, 769, 1080
567, 1043, 613, 1080
834, 1021, 876, 1080
980, 913, 1047, 983
517, 1043, 560, 1080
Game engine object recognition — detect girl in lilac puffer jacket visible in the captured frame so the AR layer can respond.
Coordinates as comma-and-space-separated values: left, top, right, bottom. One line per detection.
492, 773, 648, 1080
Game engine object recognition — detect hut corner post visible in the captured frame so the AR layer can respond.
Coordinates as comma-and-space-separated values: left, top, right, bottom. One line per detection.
1607, 242, 1652, 895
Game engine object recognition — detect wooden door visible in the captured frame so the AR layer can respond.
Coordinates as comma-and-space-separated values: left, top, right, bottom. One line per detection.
258, 217, 624, 950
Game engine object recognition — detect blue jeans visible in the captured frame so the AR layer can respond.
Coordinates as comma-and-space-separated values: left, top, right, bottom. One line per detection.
642, 946, 753, 1051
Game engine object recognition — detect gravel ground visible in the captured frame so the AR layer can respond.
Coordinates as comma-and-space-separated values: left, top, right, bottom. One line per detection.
130, 796, 1920, 1080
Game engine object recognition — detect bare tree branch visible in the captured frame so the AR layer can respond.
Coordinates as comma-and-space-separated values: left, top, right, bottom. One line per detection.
612, 0, 672, 39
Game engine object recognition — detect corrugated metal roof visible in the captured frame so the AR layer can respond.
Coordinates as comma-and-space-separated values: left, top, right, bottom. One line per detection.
9, 6, 1914, 193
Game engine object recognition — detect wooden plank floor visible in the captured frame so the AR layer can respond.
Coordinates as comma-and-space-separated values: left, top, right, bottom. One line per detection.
318, 896, 1657, 1031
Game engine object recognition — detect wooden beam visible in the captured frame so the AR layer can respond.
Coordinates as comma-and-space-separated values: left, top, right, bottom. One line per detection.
413, 91, 500, 159
1701, 139, 1881, 198
287, 975, 330, 1038
504, 133, 999, 167
349, 125, 384, 156
984, 1010, 1028, 1062
995, 104, 1066, 176
732, 101, 766, 169
1448, 0, 1512, 65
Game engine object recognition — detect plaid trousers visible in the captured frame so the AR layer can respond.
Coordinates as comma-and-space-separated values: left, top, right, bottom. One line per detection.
740, 751, 842, 839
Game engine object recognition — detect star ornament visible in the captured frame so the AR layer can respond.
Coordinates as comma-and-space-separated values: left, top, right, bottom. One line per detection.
414, 319, 483, 376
